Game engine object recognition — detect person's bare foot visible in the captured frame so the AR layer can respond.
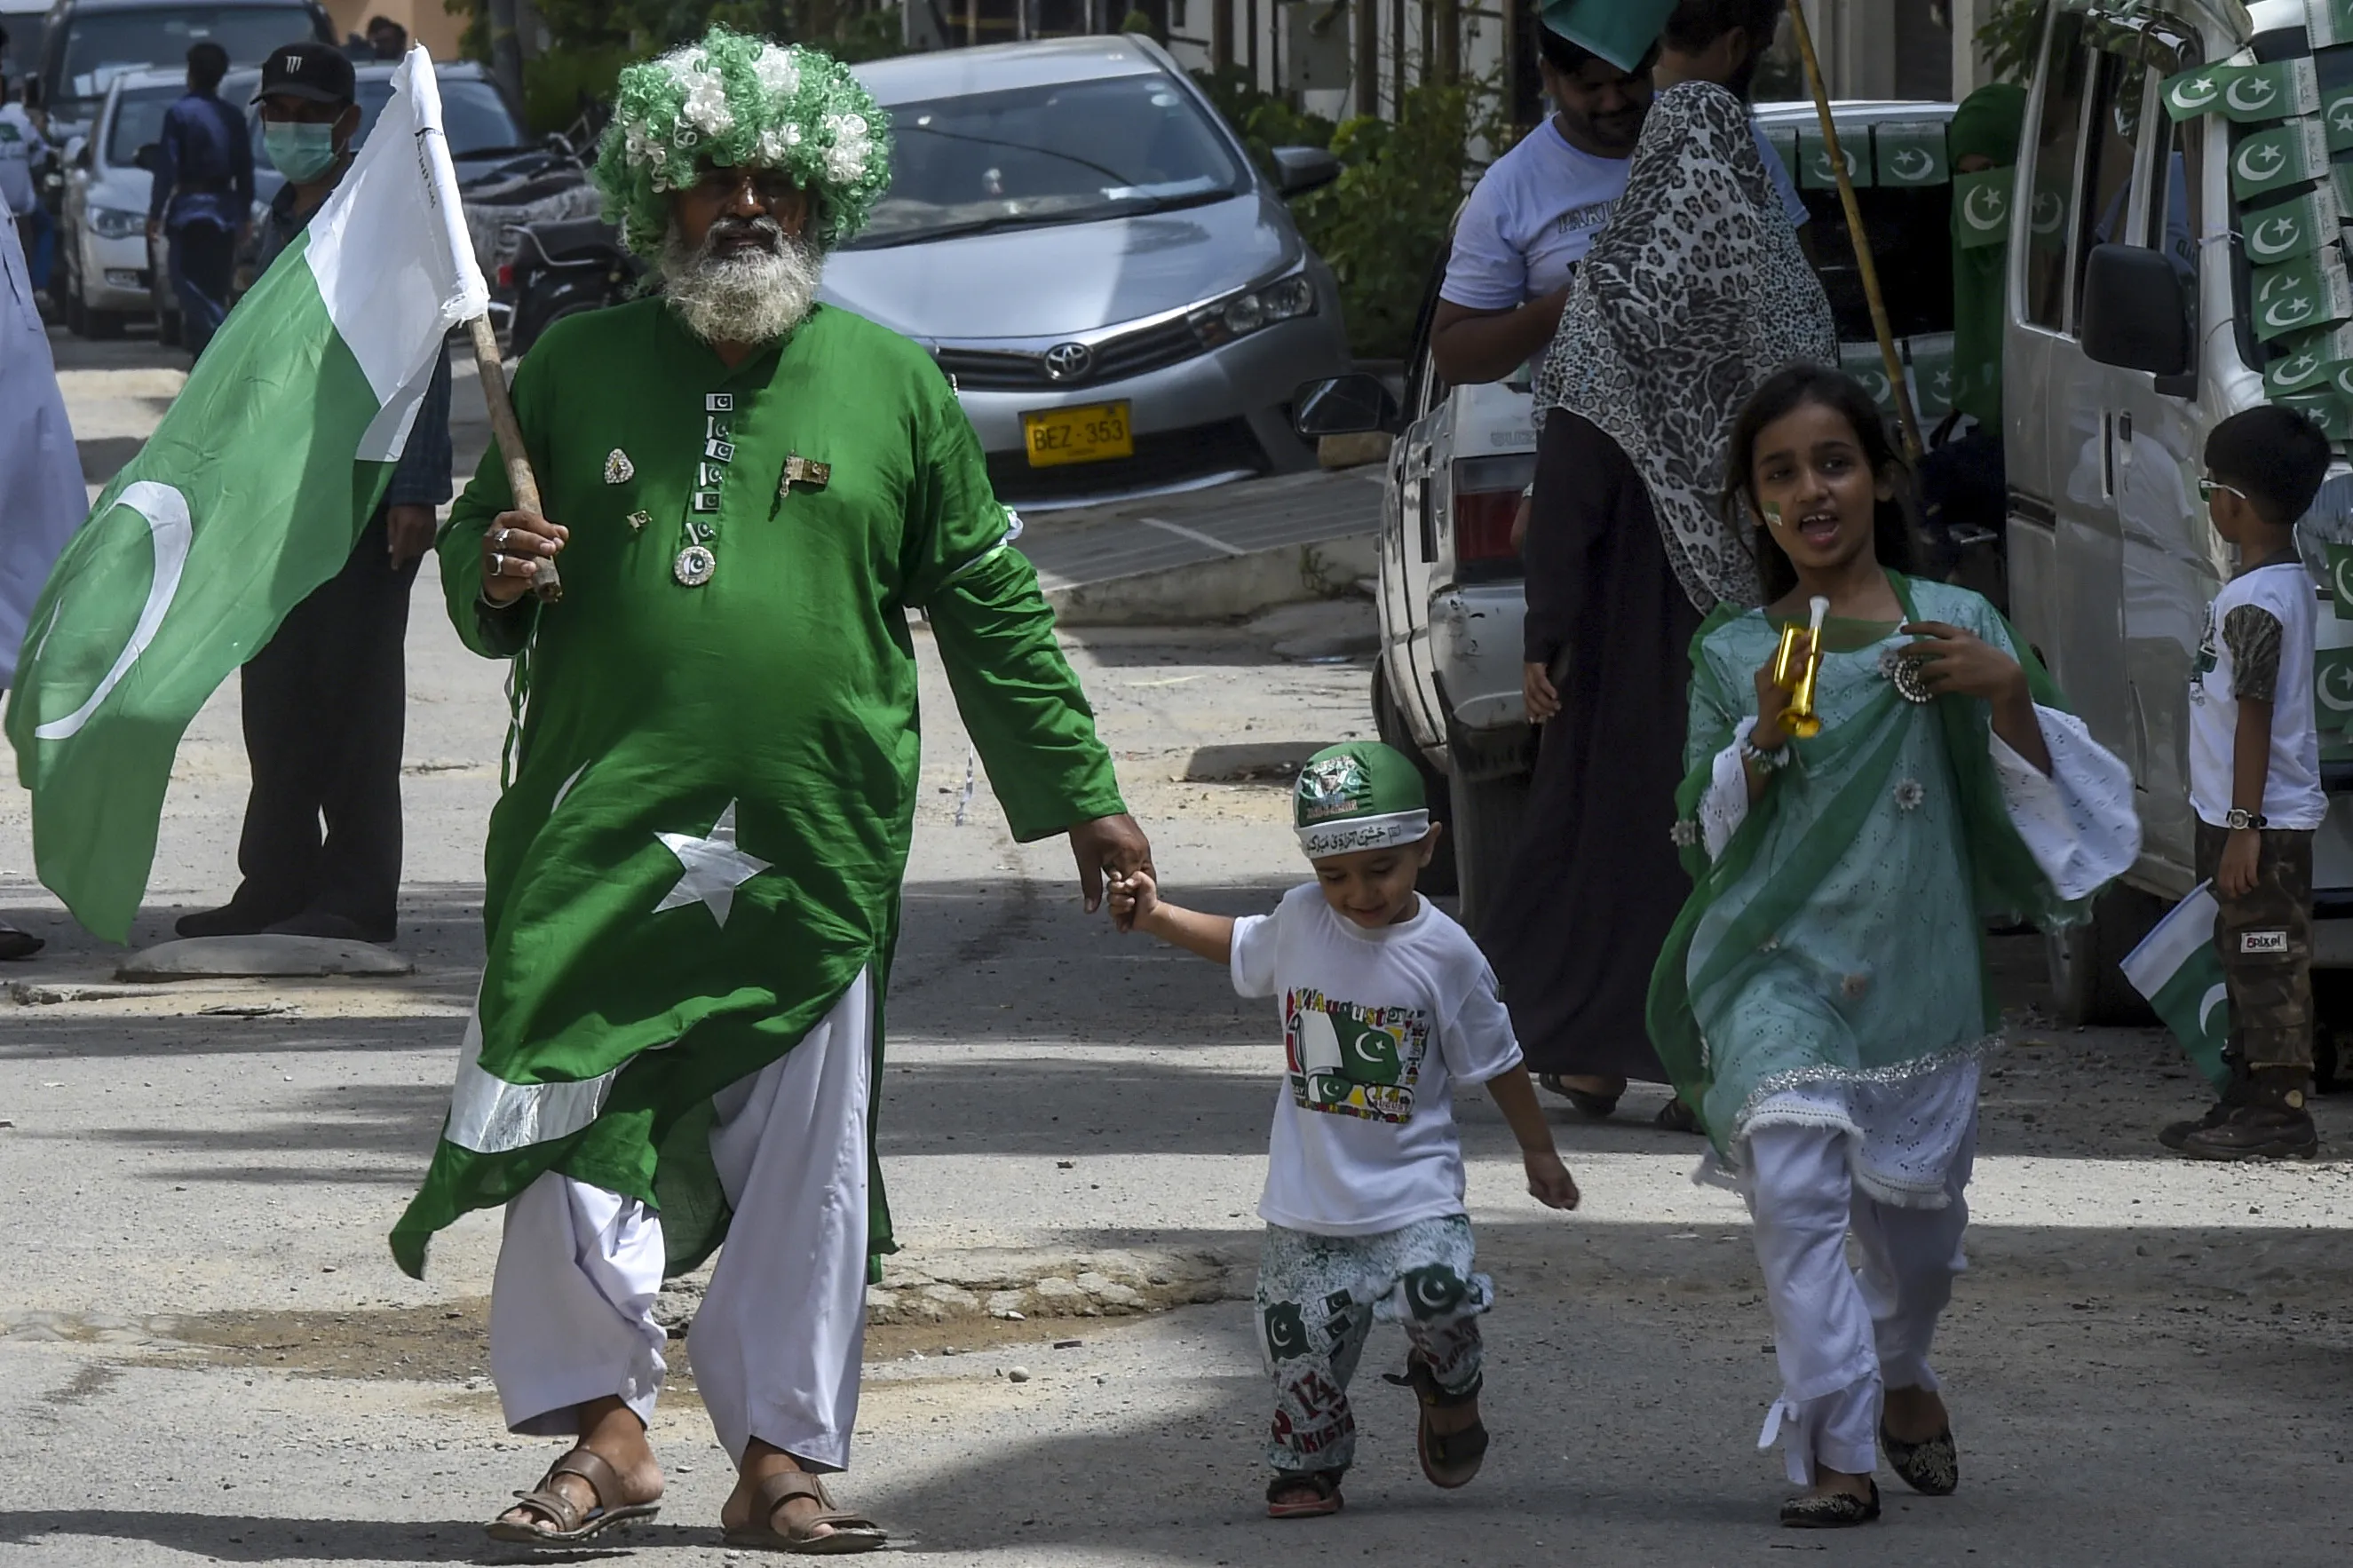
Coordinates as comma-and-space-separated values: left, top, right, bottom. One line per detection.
1806, 1466, 1874, 1503
494, 1397, 663, 1536
721, 1441, 862, 1546
1882, 1384, 1949, 1445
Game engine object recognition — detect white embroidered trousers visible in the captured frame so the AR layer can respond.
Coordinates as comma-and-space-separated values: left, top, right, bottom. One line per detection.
1744, 1116, 1973, 1485
489, 968, 875, 1471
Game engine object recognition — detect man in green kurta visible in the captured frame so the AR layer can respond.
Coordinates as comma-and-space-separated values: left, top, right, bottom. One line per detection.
388, 29, 1148, 1552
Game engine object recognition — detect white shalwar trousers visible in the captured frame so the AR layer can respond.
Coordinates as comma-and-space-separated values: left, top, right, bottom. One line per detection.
1744, 1117, 1974, 1486
489, 969, 875, 1471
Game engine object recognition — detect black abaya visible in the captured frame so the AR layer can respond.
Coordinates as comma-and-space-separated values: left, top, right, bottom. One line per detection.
1484, 410, 1706, 1082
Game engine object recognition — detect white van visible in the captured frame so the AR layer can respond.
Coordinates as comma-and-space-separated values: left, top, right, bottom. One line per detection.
2009, 0, 2353, 1036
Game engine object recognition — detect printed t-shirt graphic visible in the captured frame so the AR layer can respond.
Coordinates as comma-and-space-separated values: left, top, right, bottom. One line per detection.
1286, 988, 1431, 1121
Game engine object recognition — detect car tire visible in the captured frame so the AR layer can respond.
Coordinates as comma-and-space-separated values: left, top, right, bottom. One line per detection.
1371, 665, 1456, 897
83, 305, 125, 340
2045, 883, 2161, 1027
1452, 772, 1527, 942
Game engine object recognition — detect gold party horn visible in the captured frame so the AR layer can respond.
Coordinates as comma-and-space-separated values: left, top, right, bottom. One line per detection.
1776, 595, 1831, 739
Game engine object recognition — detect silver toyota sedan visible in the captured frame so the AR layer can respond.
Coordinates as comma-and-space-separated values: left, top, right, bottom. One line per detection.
838, 36, 1351, 509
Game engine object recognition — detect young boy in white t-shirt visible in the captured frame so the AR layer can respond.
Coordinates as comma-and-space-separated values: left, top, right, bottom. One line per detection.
2169, 406, 2334, 1160
1110, 740, 1580, 1519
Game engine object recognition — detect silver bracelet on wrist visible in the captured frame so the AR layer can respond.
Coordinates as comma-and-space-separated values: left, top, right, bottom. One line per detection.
1739, 733, 1789, 772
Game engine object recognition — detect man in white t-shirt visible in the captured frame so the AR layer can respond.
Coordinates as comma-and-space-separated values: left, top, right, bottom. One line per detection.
1432, 0, 1804, 387
2170, 407, 2333, 1162
0, 76, 45, 219
1110, 741, 1578, 1520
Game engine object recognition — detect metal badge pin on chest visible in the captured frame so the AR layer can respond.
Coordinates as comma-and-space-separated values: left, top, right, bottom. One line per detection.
774, 453, 832, 518
676, 543, 717, 586
605, 448, 634, 485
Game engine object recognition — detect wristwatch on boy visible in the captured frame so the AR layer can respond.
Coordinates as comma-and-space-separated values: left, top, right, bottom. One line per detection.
2226, 808, 2268, 831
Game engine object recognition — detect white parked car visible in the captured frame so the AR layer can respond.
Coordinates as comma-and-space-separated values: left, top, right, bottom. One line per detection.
1297, 99, 1964, 932
54, 66, 193, 337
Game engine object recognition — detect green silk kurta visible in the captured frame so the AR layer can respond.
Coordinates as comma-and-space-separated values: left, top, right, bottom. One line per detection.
391, 298, 1126, 1279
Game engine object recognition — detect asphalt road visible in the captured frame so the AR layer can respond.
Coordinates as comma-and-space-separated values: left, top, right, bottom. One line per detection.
3, 332, 2352, 1566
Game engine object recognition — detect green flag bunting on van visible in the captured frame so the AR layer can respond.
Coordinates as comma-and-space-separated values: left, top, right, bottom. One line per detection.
2311, 0, 2353, 50
2323, 542, 2353, 618
2251, 250, 2353, 340
2232, 119, 2329, 200
1953, 165, 2013, 249
2262, 333, 2349, 397
2242, 187, 2341, 267
2161, 59, 2319, 123
2278, 390, 2353, 442
2326, 83, 2353, 150
1908, 334, 1956, 418
1874, 123, 1948, 186
1839, 343, 1897, 412
2317, 645, 2353, 728
2119, 885, 2232, 1093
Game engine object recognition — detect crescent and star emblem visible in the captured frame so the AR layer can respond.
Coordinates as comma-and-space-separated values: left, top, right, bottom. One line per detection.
2267, 294, 2319, 329
1964, 185, 2008, 231
2333, 557, 2353, 602
2238, 143, 2287, 182
2317, 662, 2353, 715
2172, 76, 2220, 111
2334, 102, 2353, 135
33, 480, 191, 742
2251, 217, 2304, 258
1891, 148, 1932, 180
2197, 982, 2229, 1041
2226, 76, 2279, 114
2032, 189, 2066, 234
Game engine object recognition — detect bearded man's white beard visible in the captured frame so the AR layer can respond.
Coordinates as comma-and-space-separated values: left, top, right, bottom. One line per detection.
660, 217, 823, 345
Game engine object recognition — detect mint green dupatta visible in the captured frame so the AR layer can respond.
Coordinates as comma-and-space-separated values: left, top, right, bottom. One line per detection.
1645, 574, 2087, 1156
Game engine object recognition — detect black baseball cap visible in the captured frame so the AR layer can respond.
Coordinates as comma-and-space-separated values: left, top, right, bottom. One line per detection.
252, 42, 356, 106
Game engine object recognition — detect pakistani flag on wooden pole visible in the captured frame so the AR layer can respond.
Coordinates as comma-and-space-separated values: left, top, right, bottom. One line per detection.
4, 46, 487, 942
2119, 883, 2233, 1092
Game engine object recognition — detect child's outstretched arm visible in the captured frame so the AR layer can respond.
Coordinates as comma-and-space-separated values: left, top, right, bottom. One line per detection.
1108, 867, 1237, 964
1483, 1066, 1581, 1210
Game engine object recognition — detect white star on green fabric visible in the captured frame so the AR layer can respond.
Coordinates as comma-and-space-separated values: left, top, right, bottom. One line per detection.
654, 801, 769, 926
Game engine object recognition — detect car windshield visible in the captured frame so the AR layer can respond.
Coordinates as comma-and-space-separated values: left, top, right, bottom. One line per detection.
246, 77, 523, 163
105, 82, 182, 164
845, 73, 1245, 249
0, 10, 46, 77
50, 5, 316, 118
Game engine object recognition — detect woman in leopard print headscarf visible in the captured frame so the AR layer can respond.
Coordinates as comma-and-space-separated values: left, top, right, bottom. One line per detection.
1485, 70, 1834, 1128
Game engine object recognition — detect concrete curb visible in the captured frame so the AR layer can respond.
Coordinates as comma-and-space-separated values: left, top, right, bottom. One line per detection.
1045, 535, 1377, 626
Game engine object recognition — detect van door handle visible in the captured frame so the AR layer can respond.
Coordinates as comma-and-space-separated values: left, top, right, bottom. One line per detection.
2119, 411, 2133, 444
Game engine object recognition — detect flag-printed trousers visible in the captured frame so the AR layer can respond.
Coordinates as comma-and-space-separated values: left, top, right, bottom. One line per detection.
1256, 1214, 1491, 1474
487, 969, 874, 1470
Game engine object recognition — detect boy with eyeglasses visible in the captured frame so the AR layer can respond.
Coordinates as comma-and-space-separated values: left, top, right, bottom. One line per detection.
2171, 405, 2334, 1160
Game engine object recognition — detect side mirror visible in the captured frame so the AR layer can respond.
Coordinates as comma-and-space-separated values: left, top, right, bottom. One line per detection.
1269, 144, 1341, 197
132, 141, 159, 172
2080, 242, 2191, 378
1293, 372, 1399, 438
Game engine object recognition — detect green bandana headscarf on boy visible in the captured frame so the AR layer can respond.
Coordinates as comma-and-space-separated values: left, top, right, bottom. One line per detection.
1294, 742, 1430, 859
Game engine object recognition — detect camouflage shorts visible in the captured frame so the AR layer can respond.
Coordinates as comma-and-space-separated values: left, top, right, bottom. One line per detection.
2195, 822, 2314, 1073
1255, 1215, 1491, 1474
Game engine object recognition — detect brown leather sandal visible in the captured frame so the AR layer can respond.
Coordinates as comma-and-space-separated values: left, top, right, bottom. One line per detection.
1388, 1353, 1489, 1489
721, 1469, 889, 1555
484, 1447, 662, 1546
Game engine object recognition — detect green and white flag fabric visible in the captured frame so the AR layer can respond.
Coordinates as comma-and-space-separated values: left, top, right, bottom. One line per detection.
2233, 118, 2330, 199
2162, 59, 2319, 123
2327, 81, 2353, 150
2312, 0, 2353, 50
1840, 342, 1897, 413
2280, 388, 2353, 440
1801, 131, 1869, 191
2252, 249, 2353, 340
4, 46, 487, 941
1908, 333, 1956, 419
2324, 541, 2353, 617
1953, 164, 2013, 249
2317, 645, 2353, 728
2120, 885, 2232, 1092
2242, 186, 2341, 266
1874, 122, 1948, 187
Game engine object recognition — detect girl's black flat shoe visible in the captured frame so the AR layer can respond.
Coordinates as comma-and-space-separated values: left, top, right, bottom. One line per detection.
1779, 1479, 1881, 1529
1882, 1424, 1959, 1495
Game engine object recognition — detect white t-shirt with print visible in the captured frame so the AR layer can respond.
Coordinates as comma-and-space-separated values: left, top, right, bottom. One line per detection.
1439, 115, 1807, 312
2189, 556, 2325, 830
1232, 884, 1525, 1237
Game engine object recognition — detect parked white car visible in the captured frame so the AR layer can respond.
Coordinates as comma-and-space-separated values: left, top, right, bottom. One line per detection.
54, 67, 192, 337
1297, 99, 1963, 932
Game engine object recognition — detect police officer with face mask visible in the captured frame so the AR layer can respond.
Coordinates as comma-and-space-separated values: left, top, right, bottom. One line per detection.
174, 41, 454, 946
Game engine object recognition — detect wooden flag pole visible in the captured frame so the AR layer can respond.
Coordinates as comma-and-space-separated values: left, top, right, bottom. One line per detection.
1784, 0, 1925, 461
466, 315, 562, 602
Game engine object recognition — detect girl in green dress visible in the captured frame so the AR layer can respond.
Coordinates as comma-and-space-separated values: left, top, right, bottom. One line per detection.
1650, 367, 2140, 1528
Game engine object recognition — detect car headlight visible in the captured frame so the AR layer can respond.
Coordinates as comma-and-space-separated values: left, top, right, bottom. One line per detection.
88, 205, 143, 239
1189, 273, 1318, 349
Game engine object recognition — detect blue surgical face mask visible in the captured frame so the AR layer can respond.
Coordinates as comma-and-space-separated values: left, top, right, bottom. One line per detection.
264, 120, 338, 181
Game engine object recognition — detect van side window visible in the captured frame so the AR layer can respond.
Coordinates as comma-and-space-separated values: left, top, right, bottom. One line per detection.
2024, 10, 2092, 329
2148, 99, 2203, 352
2073, 51, 2148, 325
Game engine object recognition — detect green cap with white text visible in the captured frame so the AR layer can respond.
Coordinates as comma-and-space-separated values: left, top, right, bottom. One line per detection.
1294, 741, 1431, 860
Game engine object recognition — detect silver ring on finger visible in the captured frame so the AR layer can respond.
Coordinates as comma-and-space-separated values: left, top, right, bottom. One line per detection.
493, 527, 511, 550
490, 552, 506, 577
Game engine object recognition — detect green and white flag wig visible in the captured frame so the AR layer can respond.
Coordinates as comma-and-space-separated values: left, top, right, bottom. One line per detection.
1293, 741, 1430, 859
593, 25, 891, 256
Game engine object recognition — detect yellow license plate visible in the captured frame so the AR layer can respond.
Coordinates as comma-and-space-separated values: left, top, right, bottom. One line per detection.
1023, 401, 1134, 467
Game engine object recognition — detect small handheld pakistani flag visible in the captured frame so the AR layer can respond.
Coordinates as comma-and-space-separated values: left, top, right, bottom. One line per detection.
5, 46, 487, 942
2119, 884, 2232, 1092
1293, 741, 1430, 860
